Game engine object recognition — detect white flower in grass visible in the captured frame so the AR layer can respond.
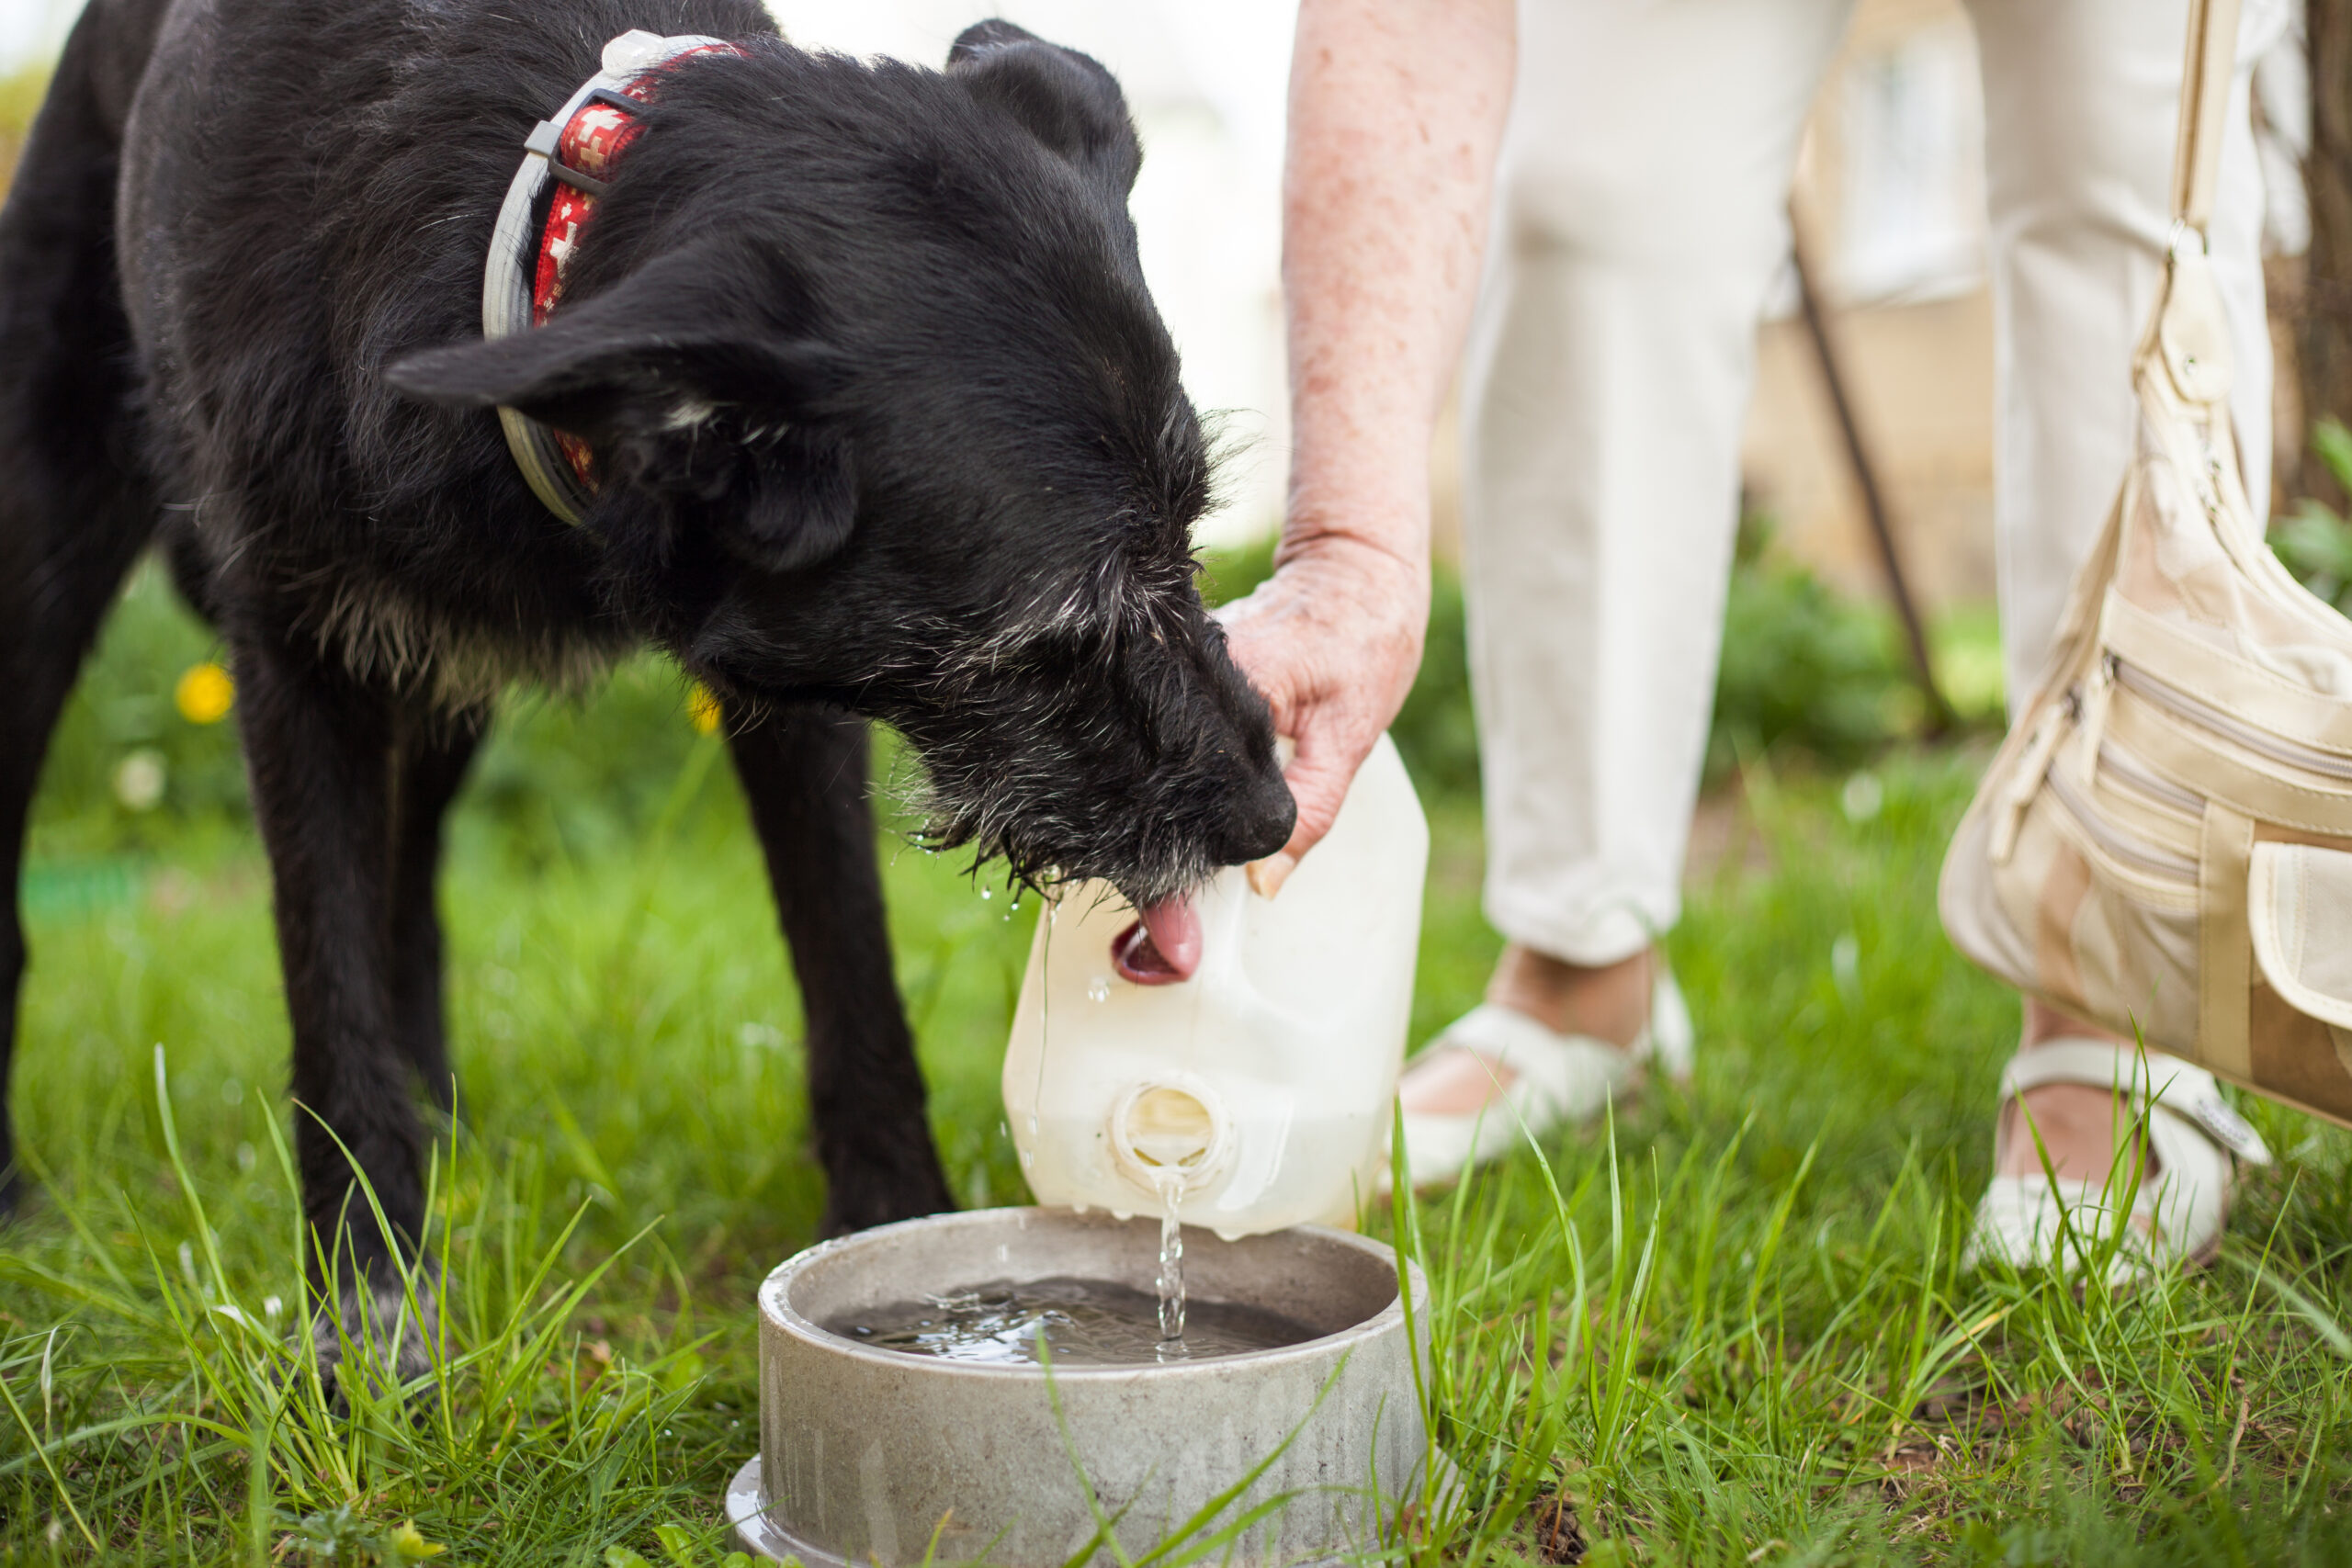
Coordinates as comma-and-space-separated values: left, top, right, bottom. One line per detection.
1832, 933, 1861, 1000
113, 748, 166, 811
1840, 771, 1884, 823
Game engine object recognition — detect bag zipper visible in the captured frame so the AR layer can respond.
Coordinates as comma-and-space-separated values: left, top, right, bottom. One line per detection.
2042, 761, 2198, 882
2112, 659, 2352, 784
2096, 739, 2204, 818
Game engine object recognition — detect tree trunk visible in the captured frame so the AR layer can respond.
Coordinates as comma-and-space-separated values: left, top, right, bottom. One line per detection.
2301, 0, 2352, 504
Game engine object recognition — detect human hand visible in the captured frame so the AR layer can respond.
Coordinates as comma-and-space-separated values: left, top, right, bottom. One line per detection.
1216, 531, 1428, 895
1106, 532, 1420, 986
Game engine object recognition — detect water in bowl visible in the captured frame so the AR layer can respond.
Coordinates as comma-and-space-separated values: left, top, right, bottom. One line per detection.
831, 1275, 1316, 1366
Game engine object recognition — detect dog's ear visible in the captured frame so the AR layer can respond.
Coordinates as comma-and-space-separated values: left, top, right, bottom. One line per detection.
947, 21, 1141, 196
388, 271, 858, 570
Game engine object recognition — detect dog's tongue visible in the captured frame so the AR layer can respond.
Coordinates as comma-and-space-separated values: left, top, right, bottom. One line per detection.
1139, 897, 1202, 976
1112, 896, 1202, 986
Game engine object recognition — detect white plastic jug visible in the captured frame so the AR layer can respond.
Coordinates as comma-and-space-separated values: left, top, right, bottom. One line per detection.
1002, 733, 1429, 1239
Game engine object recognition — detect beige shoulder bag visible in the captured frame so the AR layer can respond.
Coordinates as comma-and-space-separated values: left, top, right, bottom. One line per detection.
1939, 0, 2352, 1129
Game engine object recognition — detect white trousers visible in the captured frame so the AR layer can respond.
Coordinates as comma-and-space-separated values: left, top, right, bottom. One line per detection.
1461, 0, 2283, 965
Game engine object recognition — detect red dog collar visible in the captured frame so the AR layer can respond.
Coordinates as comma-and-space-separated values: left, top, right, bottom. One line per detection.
481, 31, 742, 524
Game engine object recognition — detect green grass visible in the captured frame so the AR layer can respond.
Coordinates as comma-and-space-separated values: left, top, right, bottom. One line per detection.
7, 577, 2352, 1565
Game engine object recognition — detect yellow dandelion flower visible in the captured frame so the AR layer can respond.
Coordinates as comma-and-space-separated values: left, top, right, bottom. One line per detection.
686, 683, 723, 735
175, 661, 235, 724
388, 1521, 446, 1561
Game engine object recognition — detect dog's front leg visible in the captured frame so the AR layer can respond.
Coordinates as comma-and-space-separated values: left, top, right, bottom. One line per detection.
232, 626, 435, 1390
726, 702, 954, 1235
388, 709, 486, 1115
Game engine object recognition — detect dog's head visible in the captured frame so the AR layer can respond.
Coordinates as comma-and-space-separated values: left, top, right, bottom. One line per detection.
390, 22, 1294, 908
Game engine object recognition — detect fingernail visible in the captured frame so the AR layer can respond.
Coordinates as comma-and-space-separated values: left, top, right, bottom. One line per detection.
1246, 852, 1298, 898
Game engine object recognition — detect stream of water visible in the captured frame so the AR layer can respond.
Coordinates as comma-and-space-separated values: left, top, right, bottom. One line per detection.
1152, 1170, 1188, 1350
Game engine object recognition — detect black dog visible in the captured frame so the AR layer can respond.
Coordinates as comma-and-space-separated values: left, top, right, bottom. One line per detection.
0, 0, 1293, 1374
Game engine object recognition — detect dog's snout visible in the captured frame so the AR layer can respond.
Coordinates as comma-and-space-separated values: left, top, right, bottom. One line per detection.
1211, 759, 1295, 866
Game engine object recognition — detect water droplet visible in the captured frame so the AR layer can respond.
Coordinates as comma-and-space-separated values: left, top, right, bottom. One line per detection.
980, 887, 992, 900
1087, 977, 1111, 1002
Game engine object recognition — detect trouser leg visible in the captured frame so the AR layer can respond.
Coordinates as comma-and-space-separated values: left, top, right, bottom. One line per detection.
1968, 0, 2286, 705
1463, 0, 1855, 964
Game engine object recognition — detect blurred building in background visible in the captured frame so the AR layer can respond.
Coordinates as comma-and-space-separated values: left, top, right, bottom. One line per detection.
1747, 0, 2312, 612
1742, 0, 1996, 611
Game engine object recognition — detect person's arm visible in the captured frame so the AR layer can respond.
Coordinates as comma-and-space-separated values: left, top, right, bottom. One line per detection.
1218, 0, 1514, 893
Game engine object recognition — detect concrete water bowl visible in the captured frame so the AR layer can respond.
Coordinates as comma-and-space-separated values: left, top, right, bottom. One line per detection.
725, 1206, 1433, 1567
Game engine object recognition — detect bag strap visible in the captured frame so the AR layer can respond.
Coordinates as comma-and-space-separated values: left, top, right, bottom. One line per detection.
2033, 1, 2249, 703
2171, 0, 2243, 234
2138, 0, 2247, 412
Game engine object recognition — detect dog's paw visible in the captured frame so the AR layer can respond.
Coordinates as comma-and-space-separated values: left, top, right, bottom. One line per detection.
309, 1270, 442, 1405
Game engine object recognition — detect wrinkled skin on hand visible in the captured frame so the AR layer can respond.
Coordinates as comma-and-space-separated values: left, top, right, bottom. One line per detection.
1216, 532, 1428, 894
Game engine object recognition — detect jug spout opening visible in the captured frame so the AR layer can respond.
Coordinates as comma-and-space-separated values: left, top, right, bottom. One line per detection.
1110, 1080, 1227, 1192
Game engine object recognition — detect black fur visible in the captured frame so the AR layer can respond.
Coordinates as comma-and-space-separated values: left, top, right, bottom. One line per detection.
0, 0, 1293, 1371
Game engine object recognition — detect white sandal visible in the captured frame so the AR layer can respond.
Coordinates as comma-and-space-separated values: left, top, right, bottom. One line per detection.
1389, 967, 1695, 1190
1963, 1039, 2271, 1285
